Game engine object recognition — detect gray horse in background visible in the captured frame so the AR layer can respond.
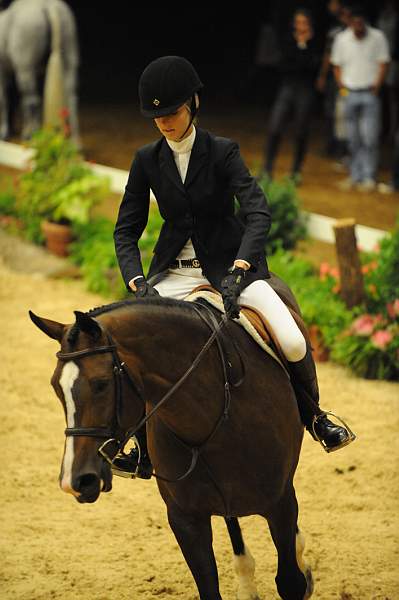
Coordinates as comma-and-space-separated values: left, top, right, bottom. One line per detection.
0, 0, 79, 141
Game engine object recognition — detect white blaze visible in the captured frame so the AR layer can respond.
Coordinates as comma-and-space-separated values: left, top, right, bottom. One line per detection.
59, 361, 80, 496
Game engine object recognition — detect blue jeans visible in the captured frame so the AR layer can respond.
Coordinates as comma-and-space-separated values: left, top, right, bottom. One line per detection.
343, 91, 381, 182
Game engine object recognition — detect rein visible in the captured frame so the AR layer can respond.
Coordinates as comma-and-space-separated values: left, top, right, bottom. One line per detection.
56, 303, 244, 483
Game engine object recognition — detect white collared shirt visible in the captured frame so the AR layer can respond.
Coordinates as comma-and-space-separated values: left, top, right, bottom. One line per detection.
166, 125, 196, 183
166, 127, 202, 275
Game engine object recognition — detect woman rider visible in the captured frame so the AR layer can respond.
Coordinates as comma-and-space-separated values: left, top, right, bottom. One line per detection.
113, 56, 355, 477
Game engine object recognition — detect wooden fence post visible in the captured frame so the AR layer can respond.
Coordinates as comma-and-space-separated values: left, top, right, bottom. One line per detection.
333, 218, 365, 308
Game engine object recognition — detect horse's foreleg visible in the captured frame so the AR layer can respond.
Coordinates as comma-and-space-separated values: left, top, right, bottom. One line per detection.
266, 485, 313, 600
14, 67, 40, 139
167, 504, 222, 600
0, 70, 10, 140
224, 517, 260, 600
63, 64, 80, 145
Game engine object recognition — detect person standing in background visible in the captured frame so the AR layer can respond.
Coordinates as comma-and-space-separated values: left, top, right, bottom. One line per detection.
317, 0, 352, 160
377, 0, 399, 194
331, 6, 390, 192
261, 8, 322, 184
377, 0, 399, 140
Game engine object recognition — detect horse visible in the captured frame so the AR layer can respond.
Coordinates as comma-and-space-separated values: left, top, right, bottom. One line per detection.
0, 0, 79, 141
30, 295, 314, 600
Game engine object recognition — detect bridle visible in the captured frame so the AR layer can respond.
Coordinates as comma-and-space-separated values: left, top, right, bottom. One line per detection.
57, 340, 140, 441
56, 302, 245, 483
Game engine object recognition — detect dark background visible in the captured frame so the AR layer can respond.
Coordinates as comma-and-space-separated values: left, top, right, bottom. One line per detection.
63, 0, 380, 110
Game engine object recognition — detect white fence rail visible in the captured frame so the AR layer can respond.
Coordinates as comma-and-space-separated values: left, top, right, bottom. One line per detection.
0, 140, 388, 251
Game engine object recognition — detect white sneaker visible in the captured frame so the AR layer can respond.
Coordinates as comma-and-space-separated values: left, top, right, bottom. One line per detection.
356, 179, 376, 192
377, 182, 395, 194
336, 177, 356, 191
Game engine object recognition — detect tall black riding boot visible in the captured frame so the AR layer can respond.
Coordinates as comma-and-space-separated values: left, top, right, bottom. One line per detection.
111, 425, 153, 479
288, 347, 355, 452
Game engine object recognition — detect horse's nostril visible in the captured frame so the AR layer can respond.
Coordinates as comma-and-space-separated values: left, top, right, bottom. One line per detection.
74, 473, 100, 494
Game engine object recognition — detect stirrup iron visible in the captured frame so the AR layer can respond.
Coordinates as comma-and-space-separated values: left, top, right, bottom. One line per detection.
99, 435, 141, 479
312, 411, 356, 453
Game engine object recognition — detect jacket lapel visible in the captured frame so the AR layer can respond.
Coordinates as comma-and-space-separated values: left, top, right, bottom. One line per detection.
159, 140, 185, 193
185, 128, 208, 188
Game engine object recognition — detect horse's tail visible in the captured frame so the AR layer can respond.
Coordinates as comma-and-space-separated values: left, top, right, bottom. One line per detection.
42, 1, 65, 129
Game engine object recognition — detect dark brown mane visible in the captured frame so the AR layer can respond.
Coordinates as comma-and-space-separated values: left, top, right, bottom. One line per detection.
86, 296, 195, 318
66, 296, 199, 346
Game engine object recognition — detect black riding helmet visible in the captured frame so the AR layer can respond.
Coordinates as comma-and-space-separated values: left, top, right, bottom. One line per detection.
138, 55, 203, 118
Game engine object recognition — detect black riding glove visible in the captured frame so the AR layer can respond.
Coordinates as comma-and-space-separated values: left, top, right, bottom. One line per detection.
133, 277, 159, 298
221, 267, 247, 319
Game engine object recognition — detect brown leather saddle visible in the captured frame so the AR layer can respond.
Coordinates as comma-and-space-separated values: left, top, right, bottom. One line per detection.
192, 273, 311, 370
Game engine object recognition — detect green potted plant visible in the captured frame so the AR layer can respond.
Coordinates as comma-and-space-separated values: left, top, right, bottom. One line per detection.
15, 126, 110, 256
256, 175, 308, 255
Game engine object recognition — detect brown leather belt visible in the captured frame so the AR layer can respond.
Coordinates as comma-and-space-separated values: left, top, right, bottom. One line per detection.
169, 258, 201, 269
346, 87, 373, 92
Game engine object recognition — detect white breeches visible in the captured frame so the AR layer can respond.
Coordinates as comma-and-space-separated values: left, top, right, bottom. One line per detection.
154, 272, 306, 362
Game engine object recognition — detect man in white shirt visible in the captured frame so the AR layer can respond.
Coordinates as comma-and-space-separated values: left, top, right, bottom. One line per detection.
331, 5, 390, 190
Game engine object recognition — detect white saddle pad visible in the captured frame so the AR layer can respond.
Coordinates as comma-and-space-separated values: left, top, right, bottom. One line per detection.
185, 290, 289, 377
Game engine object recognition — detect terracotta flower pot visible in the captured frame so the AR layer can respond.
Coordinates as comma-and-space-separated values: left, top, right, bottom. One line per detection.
41, 219, 73, 257
308, 324, 330, 362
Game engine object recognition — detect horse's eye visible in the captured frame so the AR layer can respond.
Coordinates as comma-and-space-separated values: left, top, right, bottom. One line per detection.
90, 378, 110, 394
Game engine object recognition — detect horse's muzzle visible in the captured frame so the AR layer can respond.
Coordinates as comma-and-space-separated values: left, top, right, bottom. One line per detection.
73, 473, 101, 503
73, 467, 112, 503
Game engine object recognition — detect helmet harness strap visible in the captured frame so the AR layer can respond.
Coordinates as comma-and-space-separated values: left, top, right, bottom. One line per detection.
179, 92, 200, 141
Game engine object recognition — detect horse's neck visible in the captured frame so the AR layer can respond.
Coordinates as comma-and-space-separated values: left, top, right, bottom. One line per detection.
107, 305, 207, 381
102, 305, 222, 442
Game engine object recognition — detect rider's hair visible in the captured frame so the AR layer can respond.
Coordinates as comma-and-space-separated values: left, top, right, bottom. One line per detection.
293, 7, 314, 28
184, 93, 200, 125
350, 5, 368, 19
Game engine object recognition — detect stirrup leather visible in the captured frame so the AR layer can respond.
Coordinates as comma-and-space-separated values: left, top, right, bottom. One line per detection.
312, 411, 356, 453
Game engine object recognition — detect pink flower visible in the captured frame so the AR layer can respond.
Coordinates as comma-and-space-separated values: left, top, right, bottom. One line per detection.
387, 299, 399, 319
319, 262, 330, 276
319, 262, 331, 281
330, 267, 340, 279
371, 330, 393, 350
350, 314, 384, 336
362, 261, 378, 274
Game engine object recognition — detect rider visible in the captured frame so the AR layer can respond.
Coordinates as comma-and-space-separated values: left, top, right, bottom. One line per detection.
113, 56, 355, 477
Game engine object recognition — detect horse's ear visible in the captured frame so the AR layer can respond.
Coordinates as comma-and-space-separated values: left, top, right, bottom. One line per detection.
74, 311, 102, 340
29, 311, 65, 341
